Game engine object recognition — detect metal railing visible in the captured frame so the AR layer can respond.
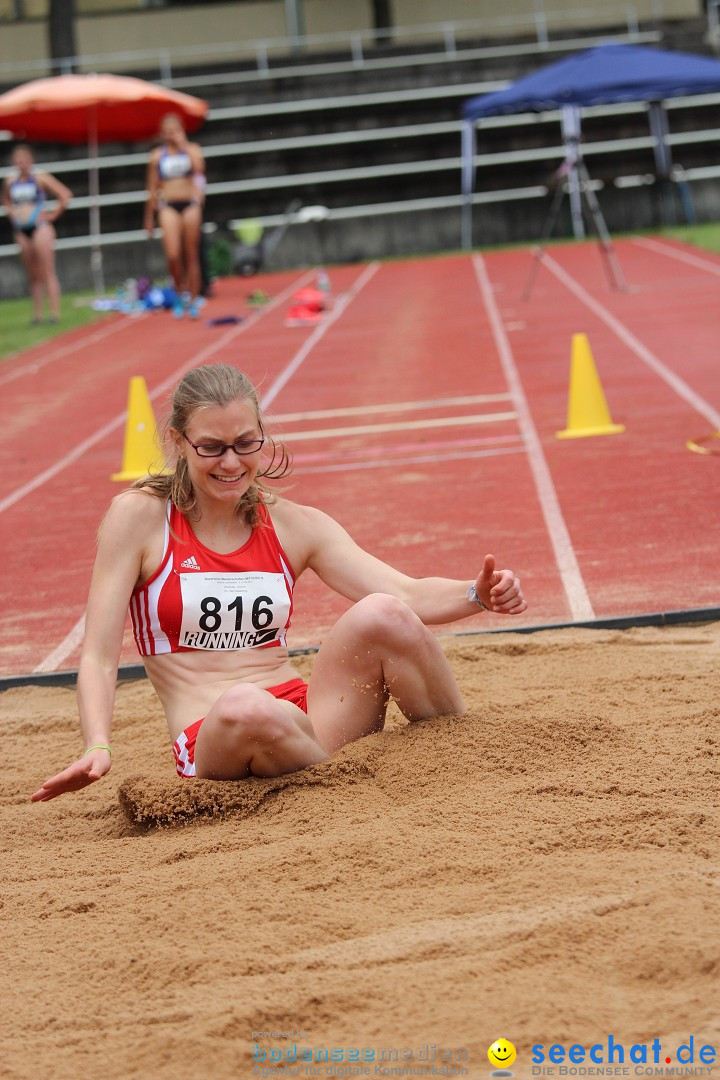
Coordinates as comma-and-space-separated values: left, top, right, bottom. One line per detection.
1, 86, 718, 185
0, 5, 655, 84
166, 29, 661, 93
2, 158, 719, 262
1, 108, 718, 219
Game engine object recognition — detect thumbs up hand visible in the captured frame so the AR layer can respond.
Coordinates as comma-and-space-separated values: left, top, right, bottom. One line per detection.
474, 554, 527, 615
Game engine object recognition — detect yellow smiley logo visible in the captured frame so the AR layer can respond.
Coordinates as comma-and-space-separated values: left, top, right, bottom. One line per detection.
488, 1039, 517, 1068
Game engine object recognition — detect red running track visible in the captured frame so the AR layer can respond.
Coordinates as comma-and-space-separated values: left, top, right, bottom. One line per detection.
1, 238, 718, 677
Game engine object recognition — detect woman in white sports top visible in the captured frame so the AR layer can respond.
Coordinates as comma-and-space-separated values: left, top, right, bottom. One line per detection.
1, 144, 72, 324
31, 364, 527, 801
144, 112, 205, 319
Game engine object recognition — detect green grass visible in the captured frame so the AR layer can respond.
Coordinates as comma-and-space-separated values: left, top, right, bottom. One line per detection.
653, 221, 720, 254
476, 221, 720, 257
0, 291, 113, 362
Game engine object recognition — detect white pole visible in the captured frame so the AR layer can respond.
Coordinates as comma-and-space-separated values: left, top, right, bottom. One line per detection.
284, 0, 305, 50
561, 105, 585, 240
460, 120, 476, 250
88, 104, 104, 295
648, 100, 672, 177
648, 100, 676, 226
534, 0, 549, 47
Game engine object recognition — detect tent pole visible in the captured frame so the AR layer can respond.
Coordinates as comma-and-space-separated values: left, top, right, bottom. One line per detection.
648, 101, 673, 177
460, 120, 476, 250
88, 106, 104, 296
648, 100, 677, 226
561, 105, 585, 240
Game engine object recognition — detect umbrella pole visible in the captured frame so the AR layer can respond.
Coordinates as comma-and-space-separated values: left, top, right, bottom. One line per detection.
88, 108, 104, 296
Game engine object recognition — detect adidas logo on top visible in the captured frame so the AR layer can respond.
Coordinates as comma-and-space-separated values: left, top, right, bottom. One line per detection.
180, 555, 201, 570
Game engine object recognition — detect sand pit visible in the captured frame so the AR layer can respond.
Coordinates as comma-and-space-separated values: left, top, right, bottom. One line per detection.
3, 623, 719, 1080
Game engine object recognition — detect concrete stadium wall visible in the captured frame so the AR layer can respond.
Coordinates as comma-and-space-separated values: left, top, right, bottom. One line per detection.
0, 0, 703, 73
393, 0, 699, 28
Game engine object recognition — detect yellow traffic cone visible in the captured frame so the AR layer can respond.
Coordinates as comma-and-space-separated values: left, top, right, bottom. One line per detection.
111, 376, 166, 481
556, 333, 625, 439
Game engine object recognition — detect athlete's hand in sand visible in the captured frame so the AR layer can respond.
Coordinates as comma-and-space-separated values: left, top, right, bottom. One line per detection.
475, 554, 527, 615
30, 748, 112, 802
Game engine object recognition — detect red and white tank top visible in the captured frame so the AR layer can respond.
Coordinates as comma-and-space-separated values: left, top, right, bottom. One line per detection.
130, 500, 295, 656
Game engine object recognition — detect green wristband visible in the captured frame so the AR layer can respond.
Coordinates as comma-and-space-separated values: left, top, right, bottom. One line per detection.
83, 744, 112, 758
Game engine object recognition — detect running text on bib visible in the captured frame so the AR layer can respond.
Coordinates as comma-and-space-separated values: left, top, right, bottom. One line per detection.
179, 571, 290, 649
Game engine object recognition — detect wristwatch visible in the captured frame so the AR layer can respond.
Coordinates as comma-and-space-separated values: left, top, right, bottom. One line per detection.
466, 584, 490, 611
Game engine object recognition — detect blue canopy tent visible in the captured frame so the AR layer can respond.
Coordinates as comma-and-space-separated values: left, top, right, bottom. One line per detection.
460, 43, 720, 248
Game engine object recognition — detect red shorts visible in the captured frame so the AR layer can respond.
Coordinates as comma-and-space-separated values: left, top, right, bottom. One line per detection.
172, 677, 309, 778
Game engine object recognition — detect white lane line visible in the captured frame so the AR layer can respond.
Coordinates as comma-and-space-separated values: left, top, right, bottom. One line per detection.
0, 411, 136, 517
632, 236, 720, 277
261, 261, 380, 410
296, 444, 527, 474
0, 271, 314, 517
473, 254, 595, 623
282, 411, 517, 442
268, 393, 512, 423
33, 614, 85, 673
0, 312, 149, 388
293, 432, 525, 465
541, 252, 720, 430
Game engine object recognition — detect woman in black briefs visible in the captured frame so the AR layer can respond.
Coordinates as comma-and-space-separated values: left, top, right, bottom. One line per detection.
145, 113, 205, 319
2, 144, 72, 324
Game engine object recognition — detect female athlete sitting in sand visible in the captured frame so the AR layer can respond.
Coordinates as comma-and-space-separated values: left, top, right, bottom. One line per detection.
32, 364, 527, 801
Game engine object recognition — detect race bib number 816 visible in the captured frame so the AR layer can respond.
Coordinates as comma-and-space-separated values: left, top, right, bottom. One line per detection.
179, 571, 290, 649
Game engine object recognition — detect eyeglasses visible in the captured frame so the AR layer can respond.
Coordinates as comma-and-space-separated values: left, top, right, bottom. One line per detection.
183, 431, 265, 458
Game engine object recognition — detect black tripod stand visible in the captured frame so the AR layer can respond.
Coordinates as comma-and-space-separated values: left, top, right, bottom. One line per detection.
522, 156, 627, 301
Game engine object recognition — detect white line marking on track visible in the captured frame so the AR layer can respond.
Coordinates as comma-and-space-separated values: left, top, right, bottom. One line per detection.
268, 393, 512, 423
296, 445, 527, 474
0, 270, 316, 517
33, 614, 85, 673
473, 254, 595, 623
0, 412, 137, 516
0, 312, 150, 388
542, 252, 720, 430
631, 236, 720, 277
282, 411, 517, 442
293, 433, 525, 465
261, 262, 380, 410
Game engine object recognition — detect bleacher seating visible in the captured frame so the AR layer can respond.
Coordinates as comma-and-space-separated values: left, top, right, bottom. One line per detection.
1, 14, 719, 292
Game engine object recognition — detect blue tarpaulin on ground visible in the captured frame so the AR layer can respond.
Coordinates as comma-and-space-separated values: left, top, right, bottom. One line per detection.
463, 43, 720, 119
